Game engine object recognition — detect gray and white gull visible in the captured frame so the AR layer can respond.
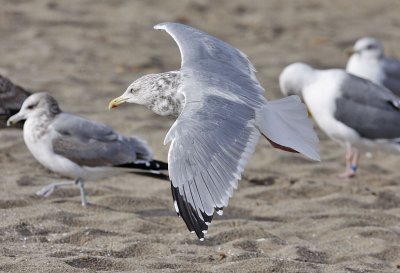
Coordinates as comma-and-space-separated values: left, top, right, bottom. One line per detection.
109, 22, 319, 240
280, 62, 400, 178
7, 92, 168, 206
346, 37, 400, 96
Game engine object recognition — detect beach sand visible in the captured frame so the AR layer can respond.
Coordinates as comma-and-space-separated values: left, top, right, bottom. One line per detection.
1, 0, 400, 272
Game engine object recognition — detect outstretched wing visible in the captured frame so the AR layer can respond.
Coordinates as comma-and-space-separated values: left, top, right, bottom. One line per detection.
155, 23, 265, 240
154, 22, 264, 96
51, 113, 152, 167
166, 82, 260, 240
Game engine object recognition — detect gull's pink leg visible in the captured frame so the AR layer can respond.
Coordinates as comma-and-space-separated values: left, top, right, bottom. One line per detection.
338, 144, 357, 179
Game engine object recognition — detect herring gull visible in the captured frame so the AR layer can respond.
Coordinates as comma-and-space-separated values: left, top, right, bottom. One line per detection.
346, 37, 400, 96
7, 92, 168, 206
280, 62, 400, 178
109, 22, 319, 240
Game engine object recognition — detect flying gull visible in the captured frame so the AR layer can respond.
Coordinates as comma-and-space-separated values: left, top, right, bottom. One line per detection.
109, 22, 320, 240
7, 92, 168, 206
0, 74, 30, 128
280, 62, 400, 178
346, 37, 400, 96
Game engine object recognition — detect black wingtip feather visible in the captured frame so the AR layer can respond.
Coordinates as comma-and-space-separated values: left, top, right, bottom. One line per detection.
115, 159, 168, 171
171, 184, 196, 234
201, 211, 213, 224
149, 159, 169, 170
171, 184, 215, 240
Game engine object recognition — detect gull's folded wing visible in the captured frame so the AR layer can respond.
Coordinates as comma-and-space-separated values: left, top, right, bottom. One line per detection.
51, 113, 152, 167
382, 58, 400, 95
335, 75, 400, 139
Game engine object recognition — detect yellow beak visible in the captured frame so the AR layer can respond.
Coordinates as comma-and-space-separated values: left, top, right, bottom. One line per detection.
108, 96, 128, 110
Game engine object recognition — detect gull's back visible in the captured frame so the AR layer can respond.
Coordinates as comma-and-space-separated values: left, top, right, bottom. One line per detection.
51, 113, 153, 168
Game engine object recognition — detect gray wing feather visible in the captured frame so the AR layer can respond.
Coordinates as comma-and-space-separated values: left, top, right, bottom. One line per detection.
52, 113, 152, 167
167, 94, 260, 217
335, 75, 400, 139
154, 22, 264, 95
382, 58, 400, 96
164, 78, 261, 237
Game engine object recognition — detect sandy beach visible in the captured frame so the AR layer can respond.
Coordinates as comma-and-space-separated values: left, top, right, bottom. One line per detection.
1, 0, 400, 272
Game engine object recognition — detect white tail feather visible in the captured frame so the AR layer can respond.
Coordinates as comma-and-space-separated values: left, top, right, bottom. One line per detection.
257, 96, 320, 161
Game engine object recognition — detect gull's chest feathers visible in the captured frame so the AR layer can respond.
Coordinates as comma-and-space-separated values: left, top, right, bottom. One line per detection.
23, 116, 55, 167
348, 56, 384, 84
150, 88, 184, 117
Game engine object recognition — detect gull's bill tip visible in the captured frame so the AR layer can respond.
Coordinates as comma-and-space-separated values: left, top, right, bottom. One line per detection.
6, 114, 21, 127
108, 96, 127, 110
6, 118, 13, 126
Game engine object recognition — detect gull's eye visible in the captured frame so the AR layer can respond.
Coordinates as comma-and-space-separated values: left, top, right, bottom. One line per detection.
366, 44, 375, 50
27, 103, 37, 110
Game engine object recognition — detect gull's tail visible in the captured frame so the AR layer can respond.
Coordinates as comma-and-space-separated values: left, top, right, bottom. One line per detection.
256, 95, 320, 161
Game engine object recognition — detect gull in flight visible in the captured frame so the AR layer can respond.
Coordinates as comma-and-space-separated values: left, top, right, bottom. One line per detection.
109, 23, 319, 240
8, 92, 168, 206
346, 37, 400, 96
280, 62, 400, 178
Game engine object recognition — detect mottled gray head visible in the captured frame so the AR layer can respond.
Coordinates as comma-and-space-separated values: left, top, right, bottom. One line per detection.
279, 63, 315, 99
126, 73, 170, 105
109, 71, 183, 116
351, 37, 384, 59
7, 92, 61, 126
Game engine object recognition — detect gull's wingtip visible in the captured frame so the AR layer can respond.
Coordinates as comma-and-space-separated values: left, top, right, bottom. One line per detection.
154, 22, 169, 30
309, 151, 321, 162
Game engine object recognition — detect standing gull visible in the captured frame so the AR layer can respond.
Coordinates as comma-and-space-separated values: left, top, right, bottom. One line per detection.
346, 37, 400, 96
7, 92, 168, 206
0, 74, 30, 128
109, 22, 319, 240
280, 62, 400, 178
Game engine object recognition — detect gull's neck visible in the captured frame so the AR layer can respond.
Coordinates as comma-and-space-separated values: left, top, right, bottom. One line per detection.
24, 113, 55, 141
144, 71, 185, 117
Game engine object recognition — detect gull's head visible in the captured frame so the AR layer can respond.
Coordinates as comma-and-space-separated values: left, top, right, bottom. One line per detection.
279, 63, 315, 99
109, 74, 160, 110
348, 37, 384, 59
7, 92, 61, 126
